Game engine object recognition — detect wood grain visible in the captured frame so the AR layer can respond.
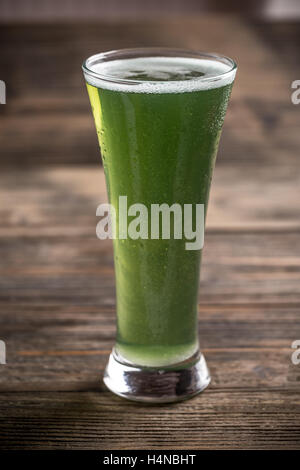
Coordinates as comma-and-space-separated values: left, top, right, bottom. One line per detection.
0, 16, 300, 450
0, 17, 299, 166
0, 391, 299, 450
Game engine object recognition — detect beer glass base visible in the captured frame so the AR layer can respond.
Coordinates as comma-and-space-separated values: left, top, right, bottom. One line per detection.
103, 349, 211, 403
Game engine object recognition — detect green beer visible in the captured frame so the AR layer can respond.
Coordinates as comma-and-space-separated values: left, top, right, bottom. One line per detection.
83, 49, 236, 401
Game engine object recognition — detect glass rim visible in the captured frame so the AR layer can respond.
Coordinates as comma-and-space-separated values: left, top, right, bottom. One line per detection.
82, 47, 237, 87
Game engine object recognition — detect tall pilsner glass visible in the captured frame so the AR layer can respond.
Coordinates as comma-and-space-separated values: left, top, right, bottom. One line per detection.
82, 48, 236, 402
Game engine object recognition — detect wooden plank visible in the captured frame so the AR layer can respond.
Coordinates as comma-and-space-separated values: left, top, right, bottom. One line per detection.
0, 231, 300, 304
1, 226, 300, 303
252, 21, 300, 71
0, 302, 299, 391
1, 167, 300, 308
0, 166, 300, 231
0, 164, 299, 392
0, 17, 299, 165
0, 17, 300, 450
0, 390, 299, 450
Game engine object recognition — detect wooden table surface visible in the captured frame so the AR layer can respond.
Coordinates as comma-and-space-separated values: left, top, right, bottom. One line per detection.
0, 16, 300, 449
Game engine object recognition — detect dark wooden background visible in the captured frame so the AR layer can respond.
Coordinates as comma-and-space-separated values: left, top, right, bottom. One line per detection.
0, 0, 293, 22
0, 14, 300, 449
